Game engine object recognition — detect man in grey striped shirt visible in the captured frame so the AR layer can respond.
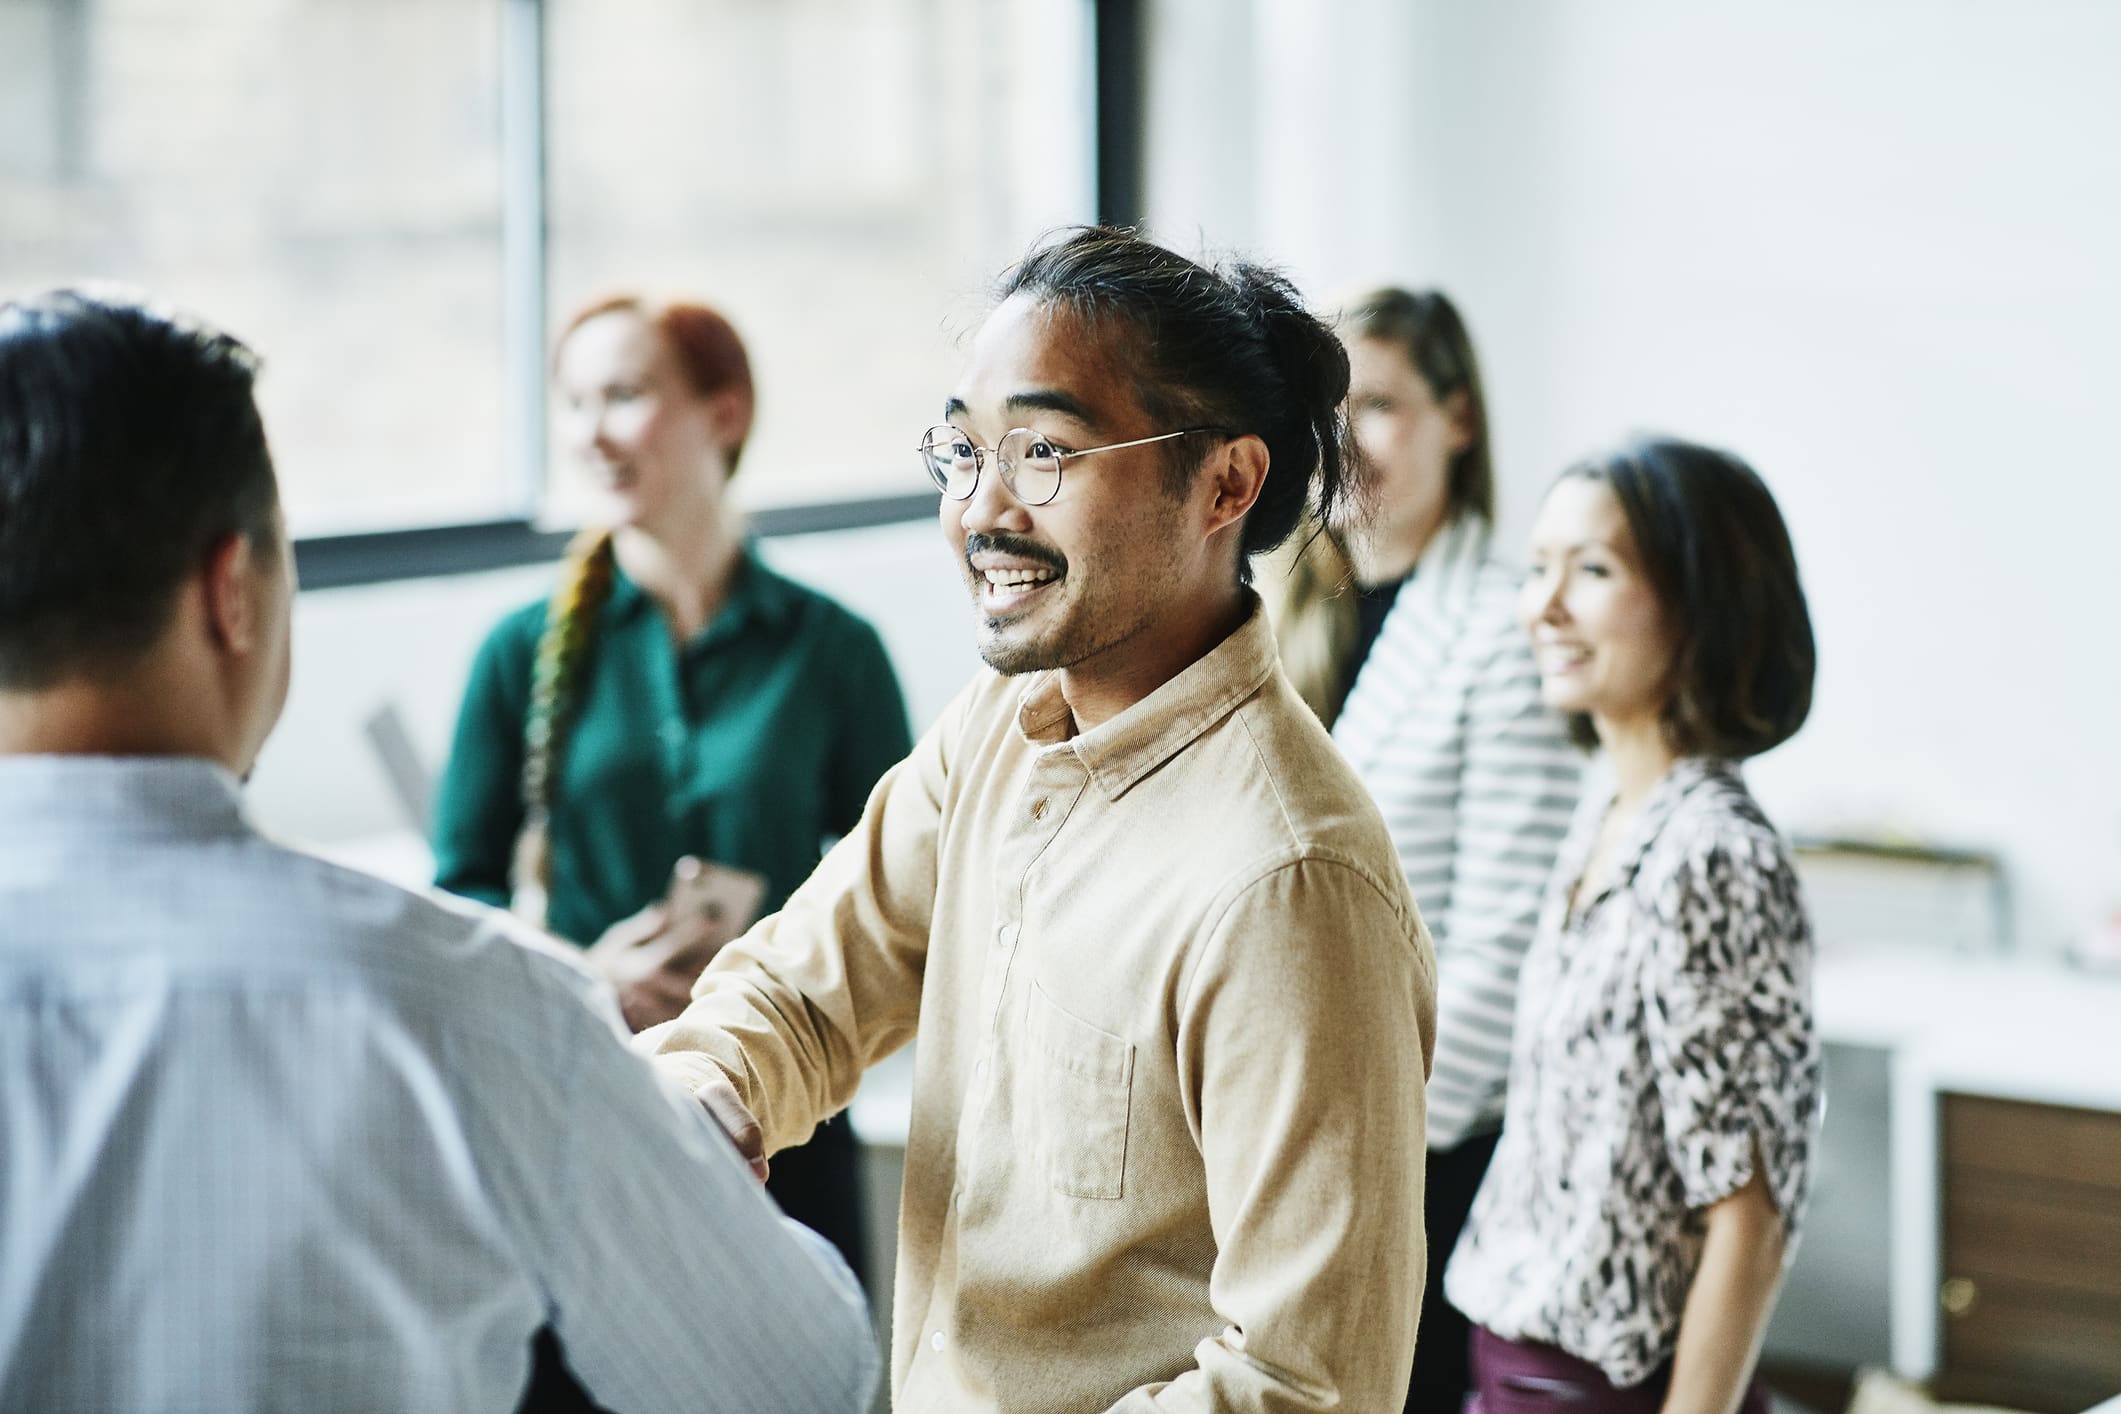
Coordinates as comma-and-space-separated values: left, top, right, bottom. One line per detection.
0, 289, 878, 1412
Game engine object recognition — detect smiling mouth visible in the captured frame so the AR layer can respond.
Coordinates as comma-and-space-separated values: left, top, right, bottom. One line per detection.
1538, 644, 1591, 673
977, 565, 1061, 616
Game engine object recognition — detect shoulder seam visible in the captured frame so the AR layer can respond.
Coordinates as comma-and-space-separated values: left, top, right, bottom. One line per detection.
1235, 705, 1302, 848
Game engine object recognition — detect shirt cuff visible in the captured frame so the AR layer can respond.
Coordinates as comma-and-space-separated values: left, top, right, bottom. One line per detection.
648, 1047, 732, 1100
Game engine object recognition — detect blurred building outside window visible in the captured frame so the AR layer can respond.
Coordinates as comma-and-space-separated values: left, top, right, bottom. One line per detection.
0, 0, 1094, 538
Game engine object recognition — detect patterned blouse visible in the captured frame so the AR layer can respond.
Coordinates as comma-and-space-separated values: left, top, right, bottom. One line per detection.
1443, 757, 1820, 1387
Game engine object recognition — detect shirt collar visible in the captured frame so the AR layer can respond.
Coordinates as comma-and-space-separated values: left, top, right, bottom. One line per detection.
1579, 755, 1738, 904
0, 755, 248, 842
1013, 594, 1281, 801
606, 543, 799, 645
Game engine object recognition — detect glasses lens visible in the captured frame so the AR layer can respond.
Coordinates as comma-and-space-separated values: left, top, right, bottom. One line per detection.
920, 425, 979, 498
999, 428, 1062, 505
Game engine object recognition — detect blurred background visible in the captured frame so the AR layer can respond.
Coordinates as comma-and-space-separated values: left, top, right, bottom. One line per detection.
6, 2, 2118, 1410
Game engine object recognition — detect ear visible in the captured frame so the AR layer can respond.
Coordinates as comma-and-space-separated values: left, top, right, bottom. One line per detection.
1441, 388, 1477, 454
202, 531, 261, 655
1200, 433, 1271, 538
704, 388, 752, 459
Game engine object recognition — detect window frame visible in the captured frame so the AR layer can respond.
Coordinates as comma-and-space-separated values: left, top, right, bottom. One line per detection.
296, 0, 1140, 588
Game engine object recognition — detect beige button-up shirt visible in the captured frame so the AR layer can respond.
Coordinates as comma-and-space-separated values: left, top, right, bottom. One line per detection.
647, 601, 1438, 1412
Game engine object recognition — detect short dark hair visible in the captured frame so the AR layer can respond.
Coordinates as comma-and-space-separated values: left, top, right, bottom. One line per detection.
0, 289, 279, 688
997, 227, 1357, 584
1342, 286, 1494, 523
1562, 436, 1815, 758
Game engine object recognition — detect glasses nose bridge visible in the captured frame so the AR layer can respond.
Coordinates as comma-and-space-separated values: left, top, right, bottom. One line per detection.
991, 428, 1029, 486
987, 428, 1044, 501
960, 440, 1025, 520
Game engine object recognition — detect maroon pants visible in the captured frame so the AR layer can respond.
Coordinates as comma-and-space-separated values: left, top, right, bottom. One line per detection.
1467, 1326, 1771, 1414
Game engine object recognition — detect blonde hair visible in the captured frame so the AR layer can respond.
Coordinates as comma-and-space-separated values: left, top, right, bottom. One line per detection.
509, 527, 618, 925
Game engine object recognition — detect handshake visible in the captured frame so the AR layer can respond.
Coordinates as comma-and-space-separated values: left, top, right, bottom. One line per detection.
585, 857, 766, 1033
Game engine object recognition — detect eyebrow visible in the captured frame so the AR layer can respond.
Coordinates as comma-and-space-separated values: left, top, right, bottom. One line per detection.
941, 388, 1100, 428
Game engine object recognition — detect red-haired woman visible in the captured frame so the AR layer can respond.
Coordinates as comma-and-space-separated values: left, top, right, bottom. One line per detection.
432, 295, 910, 1286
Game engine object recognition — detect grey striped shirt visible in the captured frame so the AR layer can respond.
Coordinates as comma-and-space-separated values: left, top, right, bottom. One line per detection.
1333, 517, 1583, 1150
0, 755, 877, 1413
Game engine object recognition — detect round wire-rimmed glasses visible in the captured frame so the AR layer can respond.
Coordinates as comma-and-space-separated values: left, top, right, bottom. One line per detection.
917, 424, 1227, 507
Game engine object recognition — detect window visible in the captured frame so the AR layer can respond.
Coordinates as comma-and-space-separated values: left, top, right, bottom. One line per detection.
0, 0, 511, 536
543, 0, 1094, 516
2, 0, 1096, 543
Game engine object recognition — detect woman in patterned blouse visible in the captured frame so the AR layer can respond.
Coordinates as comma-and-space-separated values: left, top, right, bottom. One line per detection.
1444, 437, 1820, 1413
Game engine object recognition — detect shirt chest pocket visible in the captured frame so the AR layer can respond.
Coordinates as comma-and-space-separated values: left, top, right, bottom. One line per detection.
1024, 983, 1135, 1200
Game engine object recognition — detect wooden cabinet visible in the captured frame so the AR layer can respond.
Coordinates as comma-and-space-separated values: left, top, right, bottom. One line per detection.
1937, 1093, 2121, 1412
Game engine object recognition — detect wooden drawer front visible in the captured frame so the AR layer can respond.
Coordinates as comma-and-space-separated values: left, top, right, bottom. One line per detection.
1940, 1093, 2121, 1413
1936, 1278, 2121, 1414
1946, 1168, 2121, 1301
1944, 1092, 2121, 1192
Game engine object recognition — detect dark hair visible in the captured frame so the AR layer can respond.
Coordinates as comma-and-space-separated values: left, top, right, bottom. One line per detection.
997, 227, 1357, 583
1343, 286, 1494, 523
0, 288, 279, 689
1560, 436, 1815, 758
555, 294, 756, 473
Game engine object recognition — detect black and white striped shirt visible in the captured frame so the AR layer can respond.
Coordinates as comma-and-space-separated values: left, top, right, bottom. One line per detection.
1332, 516, 1583, 1150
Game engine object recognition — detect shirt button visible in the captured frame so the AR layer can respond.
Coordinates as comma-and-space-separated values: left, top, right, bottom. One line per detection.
930, 1331, 945, 1353
997, 923, 1018, 948
1031, 796, 1049, 820
973, 1058, 987, 1080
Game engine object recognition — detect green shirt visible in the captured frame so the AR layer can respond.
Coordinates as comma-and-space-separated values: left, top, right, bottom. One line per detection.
431, 549, 912, 946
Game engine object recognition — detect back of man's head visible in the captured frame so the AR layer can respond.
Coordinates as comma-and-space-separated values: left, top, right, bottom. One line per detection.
0, 289, 279, 689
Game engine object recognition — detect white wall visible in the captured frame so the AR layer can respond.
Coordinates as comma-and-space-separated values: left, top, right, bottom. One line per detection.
248, 517, 979, 849
1145, 0, 2121, 950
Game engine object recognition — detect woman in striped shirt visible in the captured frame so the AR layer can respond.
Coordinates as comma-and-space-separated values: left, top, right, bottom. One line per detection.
1262, 288, 1583, 1411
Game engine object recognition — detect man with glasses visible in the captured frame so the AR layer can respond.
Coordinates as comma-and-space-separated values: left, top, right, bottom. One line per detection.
646, 228, 1438, 1410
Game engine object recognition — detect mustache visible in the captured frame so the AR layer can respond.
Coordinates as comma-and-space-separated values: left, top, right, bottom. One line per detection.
964, 532, 1067, 575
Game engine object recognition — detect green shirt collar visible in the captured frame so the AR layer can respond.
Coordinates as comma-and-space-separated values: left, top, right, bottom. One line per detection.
603, 544, 801, 648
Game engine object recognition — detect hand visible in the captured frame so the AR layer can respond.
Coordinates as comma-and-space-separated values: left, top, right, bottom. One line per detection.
694, 1069, 769, 1182
586, 899, 733, 1033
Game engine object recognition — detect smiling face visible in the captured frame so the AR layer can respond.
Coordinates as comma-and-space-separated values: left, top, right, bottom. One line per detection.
939, 295, 1228, 690
1346, 334, 1469, 550
1519, 475, 1678, 736
553, 309, 732, 533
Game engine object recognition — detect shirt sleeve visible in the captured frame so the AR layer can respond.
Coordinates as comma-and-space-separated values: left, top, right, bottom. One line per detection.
1640, 827, 1819, 1224
639, 685, 956, 1155
430, 609, 535, 911
505, 946, 881, 1412
824, 615, 914, 838
1426, 637, 1582, 1148
1113, 854, 1437, 1412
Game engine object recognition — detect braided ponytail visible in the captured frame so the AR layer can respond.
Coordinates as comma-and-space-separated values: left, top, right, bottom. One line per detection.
510, 527, 618, 927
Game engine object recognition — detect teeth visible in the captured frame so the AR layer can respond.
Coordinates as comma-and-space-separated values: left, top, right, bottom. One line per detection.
983, 568, 1056, 588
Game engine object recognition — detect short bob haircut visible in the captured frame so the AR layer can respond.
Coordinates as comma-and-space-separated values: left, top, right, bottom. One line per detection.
1558, 436, 1815, 758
